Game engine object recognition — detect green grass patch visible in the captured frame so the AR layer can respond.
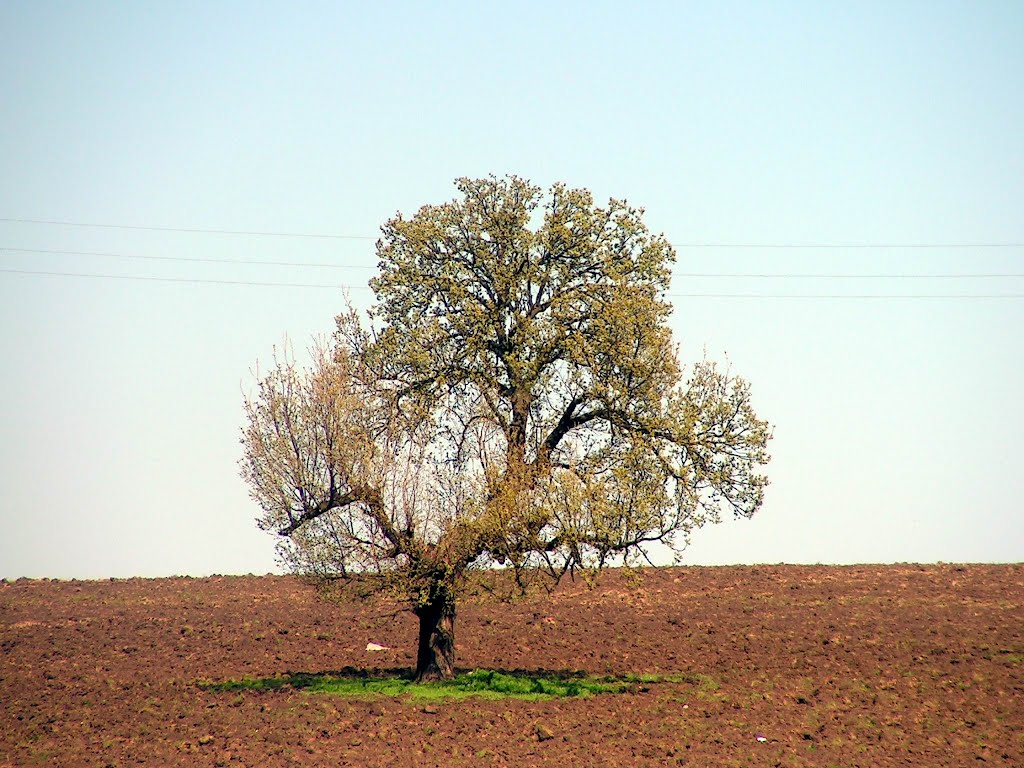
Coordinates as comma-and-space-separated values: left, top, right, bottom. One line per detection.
199, 668, 676, 701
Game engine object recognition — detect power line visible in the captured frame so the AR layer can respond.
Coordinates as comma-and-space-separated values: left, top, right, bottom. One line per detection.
2, 217, 1024, 249
668, 293, 1024, 299
0, 246, 362, 269
3, 246, 1023, 280
4, 267, 1024, 298
673, 242, 1024, 249
0, 267, 358, 289
674, 272, 1024, 279
0, 218, 375, 241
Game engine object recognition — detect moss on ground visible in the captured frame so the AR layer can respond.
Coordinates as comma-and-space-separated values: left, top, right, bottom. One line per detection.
200, 668, 679, 701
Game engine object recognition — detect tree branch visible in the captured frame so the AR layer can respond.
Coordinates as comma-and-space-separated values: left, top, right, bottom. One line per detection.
278, 489, 365, 536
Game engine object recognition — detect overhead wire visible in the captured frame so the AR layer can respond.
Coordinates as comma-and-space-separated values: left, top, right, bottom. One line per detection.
2, 216, 1024, 249
1, 246, 1022, 280
0, 246, 356, 270
0, 217, 374, 240
2, 217, 1022, 298
2, 267, 1023, 299
0, 267, 352, 289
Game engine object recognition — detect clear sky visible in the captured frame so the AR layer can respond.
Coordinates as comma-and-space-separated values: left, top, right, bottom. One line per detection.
1, 2, 1022, 579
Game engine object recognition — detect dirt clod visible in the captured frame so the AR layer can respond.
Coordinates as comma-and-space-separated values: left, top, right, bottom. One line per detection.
1, 565, 1021, 767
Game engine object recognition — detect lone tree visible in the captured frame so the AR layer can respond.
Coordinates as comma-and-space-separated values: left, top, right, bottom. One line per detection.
240, 176, 771, 682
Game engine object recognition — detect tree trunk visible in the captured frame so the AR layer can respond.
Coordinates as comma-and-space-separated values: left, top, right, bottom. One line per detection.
414, 596, 456, 682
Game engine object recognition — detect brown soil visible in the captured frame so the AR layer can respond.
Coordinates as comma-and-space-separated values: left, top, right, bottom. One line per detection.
2, 564, 1021, 767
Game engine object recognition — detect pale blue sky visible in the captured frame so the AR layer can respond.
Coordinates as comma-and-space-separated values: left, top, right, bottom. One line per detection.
1, 2, 1021, 578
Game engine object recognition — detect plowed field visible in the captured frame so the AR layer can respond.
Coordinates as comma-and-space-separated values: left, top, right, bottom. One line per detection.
2, 565, 1021, 766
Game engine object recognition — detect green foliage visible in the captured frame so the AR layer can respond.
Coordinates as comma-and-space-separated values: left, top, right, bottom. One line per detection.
239, 175, 772, 677
200, 669, 650, 700
241, 176, 770, 586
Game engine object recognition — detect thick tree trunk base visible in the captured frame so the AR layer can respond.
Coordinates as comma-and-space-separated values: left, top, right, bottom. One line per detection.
414, 598, 456, 682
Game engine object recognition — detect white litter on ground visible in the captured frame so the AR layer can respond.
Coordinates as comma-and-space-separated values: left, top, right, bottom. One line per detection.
365, 642, 390, 651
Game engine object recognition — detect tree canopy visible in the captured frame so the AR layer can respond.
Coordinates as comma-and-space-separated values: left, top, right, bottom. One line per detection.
240, 176, 771, 680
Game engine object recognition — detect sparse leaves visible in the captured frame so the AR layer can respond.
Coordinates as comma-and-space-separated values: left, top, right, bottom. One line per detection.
240, 176, 771, 677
